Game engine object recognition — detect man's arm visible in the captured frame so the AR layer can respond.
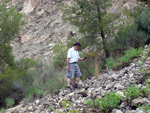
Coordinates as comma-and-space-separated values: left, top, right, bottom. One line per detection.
78, 58, 84, 61
66, 58, 70, 70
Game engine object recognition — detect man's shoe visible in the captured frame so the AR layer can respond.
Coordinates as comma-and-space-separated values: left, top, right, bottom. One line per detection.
73, 84, 78, 89
66, 86, 73, 92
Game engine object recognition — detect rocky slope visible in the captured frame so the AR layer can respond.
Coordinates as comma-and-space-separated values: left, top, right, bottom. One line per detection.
11, 0, 138, 61
5, 46, 150, 113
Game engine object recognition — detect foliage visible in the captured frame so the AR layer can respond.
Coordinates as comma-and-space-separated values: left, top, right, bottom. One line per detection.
140, 104, 150, 113
78, 59, 95, 79
98, 92, 122, 113
84, 92, 122, 113
141, 87, 149, 97
5, 98, 15, 108
60, 99, 71, 108
0, 67, 18, 106
84, 99, 94, 108
124, 85, 140, 101
118, 48, 143, 64
136, 9, 150, 45
108, 9, 150, 55
105, 57, 118, 69
0, 58, 65, 108
0, 1, 24, 44
0, 0, 24, 73
53, 42, 68, 69
62, 0, 117, 57
48, 106, 54, 111
0, 108, 5, 112
68, 109, 81, 113
0, 44, 16, 73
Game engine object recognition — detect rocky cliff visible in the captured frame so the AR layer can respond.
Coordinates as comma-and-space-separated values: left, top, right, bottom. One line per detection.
11, 0, 77, 61
11, 0, 138, 61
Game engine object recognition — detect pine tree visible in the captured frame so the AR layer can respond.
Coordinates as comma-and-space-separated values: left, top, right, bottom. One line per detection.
62, 0, 116, 57
0, 0, 24, 73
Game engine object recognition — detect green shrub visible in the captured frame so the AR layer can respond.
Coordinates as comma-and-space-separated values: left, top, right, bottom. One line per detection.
0, 44, 16, 73
124, 85, 140, 101
60, 99, 71, 108
78, 59, 95, 79
16, 58, 36, 71
105, 57, 118, 69
5, 98, 15, 108
118, 48, 143, 64
140, 104, 150, 113
84, 99, 94, 108
0, 108, 5, 112
84, 92, 122, 113
98, 92, 122, 113
68, 109, 81, 113
53, 42, 68, 69
0, 67, 18, 106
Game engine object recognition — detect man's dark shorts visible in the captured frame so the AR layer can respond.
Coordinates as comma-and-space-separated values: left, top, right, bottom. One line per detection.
66, 63, 82, 78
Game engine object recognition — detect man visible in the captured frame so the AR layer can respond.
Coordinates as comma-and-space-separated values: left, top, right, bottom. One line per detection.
66, 42, 85, 91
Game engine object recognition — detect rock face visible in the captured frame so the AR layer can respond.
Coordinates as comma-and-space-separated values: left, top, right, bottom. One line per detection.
6, 46, 150, 113
11, 0, 76, 61
11, 0, 138, 61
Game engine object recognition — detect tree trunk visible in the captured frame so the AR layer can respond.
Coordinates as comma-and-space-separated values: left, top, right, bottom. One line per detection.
96, 0, 109, 58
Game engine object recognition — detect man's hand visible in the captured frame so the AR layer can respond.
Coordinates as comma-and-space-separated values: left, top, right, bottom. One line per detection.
66, 65, 69, 70
79, 57, 86, 61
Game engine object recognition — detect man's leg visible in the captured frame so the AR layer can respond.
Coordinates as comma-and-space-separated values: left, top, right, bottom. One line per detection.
67, 78, 71, 87
74, 64, 82, 88
75, 76, 80, 85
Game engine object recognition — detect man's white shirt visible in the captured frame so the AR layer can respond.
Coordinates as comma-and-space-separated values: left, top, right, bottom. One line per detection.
67, 47, 80, 63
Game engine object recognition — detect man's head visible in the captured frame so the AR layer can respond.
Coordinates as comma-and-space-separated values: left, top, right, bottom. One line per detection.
73, 42, 81, 50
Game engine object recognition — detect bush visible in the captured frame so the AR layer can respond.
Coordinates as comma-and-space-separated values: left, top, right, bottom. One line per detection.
0, 67, 18, 106
108, 9, 150, 56
118, 48, 143, 64
84, 92, 122, 113
124, 85, 140, 101
53, 42, 68, 69
98, 92, 122, 113
78, 59, 95, 79
5, 98, 15, 108
105, 57, 118, 69
0, 44, 16, 73
140, 104, 150, 113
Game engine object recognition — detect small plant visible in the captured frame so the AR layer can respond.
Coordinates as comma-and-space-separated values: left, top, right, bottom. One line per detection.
68, 109, 81, 113
140, 104, 150, 113
0, 108, 6, 112
84, 99, 94, 108
105, 57, 118, 69
141, 80, 149, 97
99, 92, 122, 113
5, 98, 15, 108
124, 85, 140, 101
141, 87, 149, 97
60, 99, 71, 108
84, 92, 122, 113
48, 106, 54, 111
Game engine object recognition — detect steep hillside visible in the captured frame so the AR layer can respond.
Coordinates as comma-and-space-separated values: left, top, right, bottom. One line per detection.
11, 0, 138, 61
6, 46, 150, 113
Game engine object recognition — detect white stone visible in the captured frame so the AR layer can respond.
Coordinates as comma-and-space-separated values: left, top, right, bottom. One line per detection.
21, 35, 31, 44
35, 100, 40, 105
112, 109, 123, 113
21, 0, 34, 15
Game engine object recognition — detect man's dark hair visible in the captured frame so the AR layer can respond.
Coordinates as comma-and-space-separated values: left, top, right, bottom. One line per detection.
74, 42, 81, 47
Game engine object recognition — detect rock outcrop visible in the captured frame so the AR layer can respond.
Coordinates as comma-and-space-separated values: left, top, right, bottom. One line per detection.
11, 0, 76, 61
